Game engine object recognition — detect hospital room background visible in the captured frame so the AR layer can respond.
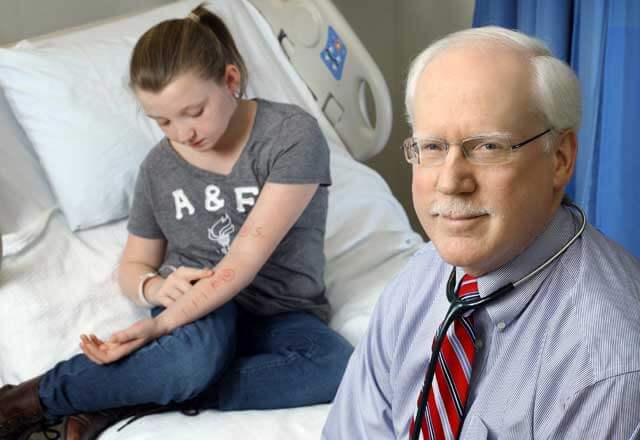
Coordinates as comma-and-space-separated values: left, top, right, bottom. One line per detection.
0, 1, 638, 439
3, 0, 639, 255
0, 0, 474, 239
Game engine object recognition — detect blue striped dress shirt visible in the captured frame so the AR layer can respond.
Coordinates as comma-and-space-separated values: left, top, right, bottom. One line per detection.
322, 205, 640, 439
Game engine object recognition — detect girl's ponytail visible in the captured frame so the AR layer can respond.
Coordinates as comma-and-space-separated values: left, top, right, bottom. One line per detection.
130, 3, 248, 96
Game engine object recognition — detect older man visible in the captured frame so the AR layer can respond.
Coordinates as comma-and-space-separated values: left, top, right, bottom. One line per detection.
322, 26, 640, 439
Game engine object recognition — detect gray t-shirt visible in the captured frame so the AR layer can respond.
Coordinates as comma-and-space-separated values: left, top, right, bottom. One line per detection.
127, 99, 331, 321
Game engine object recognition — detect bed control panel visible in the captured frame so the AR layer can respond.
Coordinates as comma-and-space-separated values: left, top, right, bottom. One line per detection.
322, 26, 347, 80
248, 0, 392, 162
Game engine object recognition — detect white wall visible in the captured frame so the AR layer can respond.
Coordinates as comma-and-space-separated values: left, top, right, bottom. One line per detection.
331, 0, 475, 237
0, 0, 173, 45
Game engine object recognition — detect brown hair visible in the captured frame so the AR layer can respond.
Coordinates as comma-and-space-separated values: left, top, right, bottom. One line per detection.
129, 3, 248, 95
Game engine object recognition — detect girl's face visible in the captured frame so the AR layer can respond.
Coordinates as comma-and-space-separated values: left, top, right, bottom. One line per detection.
136, 67, 240, 152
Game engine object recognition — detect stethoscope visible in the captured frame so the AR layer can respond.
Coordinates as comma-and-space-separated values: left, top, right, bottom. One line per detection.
410, 202, 586, 440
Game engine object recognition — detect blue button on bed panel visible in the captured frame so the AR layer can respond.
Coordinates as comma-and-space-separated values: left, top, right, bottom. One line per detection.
321, 26, 347, 80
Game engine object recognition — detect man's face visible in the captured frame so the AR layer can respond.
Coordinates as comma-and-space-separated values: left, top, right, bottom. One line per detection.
411, 44, 567, 276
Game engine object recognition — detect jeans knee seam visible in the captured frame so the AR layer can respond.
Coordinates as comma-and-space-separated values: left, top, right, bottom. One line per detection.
230, 335, 318, 376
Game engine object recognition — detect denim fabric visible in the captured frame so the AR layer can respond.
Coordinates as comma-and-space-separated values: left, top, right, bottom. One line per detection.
39, 301, 353, 417
195, 305, 354, 411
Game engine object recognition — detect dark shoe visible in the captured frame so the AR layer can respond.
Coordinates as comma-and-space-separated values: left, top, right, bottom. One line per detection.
62, 403, 200, 440
0, 376, 52, 440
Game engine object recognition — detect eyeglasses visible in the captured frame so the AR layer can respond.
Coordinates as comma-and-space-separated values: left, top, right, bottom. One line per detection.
401, 128, 553, 167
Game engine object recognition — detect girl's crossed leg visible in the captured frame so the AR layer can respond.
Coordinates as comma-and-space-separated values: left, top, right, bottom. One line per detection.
193, 305, 354, 410
39, 301, 237, 418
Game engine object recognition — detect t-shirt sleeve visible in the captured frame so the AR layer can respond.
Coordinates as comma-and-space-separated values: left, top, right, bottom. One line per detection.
267, 113, 331, 186
127, 164, 164, 239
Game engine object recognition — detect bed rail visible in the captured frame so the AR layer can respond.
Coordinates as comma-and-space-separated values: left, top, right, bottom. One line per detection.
248, 0, 392, 161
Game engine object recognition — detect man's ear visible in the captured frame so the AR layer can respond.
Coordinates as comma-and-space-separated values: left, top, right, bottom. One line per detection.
552, 129, 578, 190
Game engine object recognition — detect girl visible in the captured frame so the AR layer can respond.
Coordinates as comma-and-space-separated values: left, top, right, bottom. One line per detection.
0, 5, 353, 439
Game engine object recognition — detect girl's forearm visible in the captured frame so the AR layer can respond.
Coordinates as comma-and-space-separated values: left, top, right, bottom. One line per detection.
154, 252, 258, 333
118, 262, 162, 307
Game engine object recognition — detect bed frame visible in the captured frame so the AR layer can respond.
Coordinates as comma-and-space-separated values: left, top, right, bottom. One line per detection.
0, 0, 391, 162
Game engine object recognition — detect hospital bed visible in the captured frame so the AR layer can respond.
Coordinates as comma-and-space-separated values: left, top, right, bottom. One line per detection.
0, 0, 423, 438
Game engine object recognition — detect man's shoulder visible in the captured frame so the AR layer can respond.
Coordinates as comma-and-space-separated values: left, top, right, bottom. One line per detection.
395, 242, 444, 285
575, 223, 640, 304
376, 242, 447, 312
580, 223, 640, 275
571, 224, 640, 379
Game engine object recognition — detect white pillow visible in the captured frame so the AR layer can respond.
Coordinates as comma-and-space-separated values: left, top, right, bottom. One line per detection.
0, 89, 56, 254
0, 38, 165, 230
0, 1, 203, 230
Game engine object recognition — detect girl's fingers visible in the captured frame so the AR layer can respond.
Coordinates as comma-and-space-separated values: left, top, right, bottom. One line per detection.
80, 340, 103, 365
191, 269, 214, 280
83, 338, 120, 364
178, 267, 214, 282
174, 279, 192, 294
158, 286, 187, 305
160, 297, 174, 308
80, 332, 146, 364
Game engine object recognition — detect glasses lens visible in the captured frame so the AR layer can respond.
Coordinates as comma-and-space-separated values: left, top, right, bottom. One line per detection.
417, 139, 447, 166
462, 136, 511, 164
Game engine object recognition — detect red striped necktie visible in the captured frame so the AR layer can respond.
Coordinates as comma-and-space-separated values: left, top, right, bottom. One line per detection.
410, 274, 479, 440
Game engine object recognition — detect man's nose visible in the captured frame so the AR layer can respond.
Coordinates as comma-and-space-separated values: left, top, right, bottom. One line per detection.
435, 146, 476, 195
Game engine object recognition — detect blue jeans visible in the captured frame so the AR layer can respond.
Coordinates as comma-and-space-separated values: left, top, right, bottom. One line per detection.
39, 301, 353, 417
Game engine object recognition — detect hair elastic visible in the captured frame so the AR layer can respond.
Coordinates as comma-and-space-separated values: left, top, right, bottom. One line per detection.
187, 12, 200, 23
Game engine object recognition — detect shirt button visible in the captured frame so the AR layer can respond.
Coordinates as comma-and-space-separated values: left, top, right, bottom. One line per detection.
497, 321, 506, 331
475, 339, 483, 349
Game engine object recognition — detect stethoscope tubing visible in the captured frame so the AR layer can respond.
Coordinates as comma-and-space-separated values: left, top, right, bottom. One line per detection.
410, 203, 586, 440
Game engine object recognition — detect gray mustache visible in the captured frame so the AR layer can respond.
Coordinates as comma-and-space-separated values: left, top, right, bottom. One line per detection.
429, 199, 492, 217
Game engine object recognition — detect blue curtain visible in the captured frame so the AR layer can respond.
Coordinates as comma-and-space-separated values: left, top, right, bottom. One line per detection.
473, 0, 640, 258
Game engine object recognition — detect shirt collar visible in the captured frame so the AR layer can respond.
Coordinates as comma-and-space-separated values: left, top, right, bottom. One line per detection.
454, 205, 581, 329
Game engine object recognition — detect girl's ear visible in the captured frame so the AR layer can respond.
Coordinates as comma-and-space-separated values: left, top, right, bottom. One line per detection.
223, 64, 242, 97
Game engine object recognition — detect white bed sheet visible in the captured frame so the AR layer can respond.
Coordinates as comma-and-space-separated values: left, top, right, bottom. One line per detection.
0, 140, 420, 439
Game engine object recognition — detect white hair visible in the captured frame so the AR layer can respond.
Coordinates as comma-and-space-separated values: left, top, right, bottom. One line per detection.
404, 26, 582, 141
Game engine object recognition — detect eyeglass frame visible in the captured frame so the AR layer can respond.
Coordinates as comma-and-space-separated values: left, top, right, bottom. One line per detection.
401, 127, 553, 166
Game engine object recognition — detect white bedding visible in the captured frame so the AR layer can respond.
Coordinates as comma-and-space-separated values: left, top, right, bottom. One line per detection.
0, 142, 421, 439
0, 0, 424, 438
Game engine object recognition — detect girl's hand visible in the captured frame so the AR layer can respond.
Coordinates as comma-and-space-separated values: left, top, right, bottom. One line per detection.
146, 266, 214, 307
79, 318, 166, 364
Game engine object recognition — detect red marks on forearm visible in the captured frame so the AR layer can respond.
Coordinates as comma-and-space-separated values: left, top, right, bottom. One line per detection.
220, 268, 235, 281
179, 268, 238, 323
238, 219, 265, 239
209, 268, 236, 289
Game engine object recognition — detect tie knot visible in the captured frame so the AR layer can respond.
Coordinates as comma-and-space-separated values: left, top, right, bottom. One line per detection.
457, 274, 479, 299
